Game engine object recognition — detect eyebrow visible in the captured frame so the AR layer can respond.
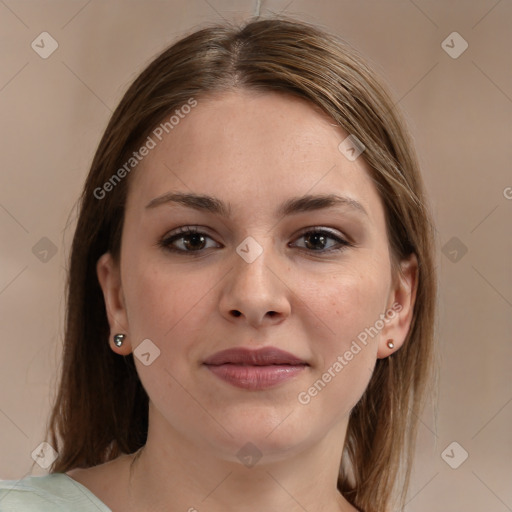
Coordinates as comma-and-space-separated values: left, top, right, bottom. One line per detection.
145, 192, 368, 218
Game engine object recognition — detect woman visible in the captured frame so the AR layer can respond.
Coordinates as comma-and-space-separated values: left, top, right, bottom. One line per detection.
0, 16, 437, 512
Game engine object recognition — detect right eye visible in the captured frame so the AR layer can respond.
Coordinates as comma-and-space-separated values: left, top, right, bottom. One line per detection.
158, 226, 222, 255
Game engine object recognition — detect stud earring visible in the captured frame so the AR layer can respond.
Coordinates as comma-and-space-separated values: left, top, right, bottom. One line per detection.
113, 334, 125, 347
386, 340, 394, 349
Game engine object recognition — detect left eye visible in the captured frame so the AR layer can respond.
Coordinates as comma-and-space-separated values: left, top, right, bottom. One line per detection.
158, 227, 351, 255
291, 229, 350, 252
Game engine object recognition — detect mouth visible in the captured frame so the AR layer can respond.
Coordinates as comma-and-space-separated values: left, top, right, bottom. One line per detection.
203, 346, 308, 366
203, 347, 309, 390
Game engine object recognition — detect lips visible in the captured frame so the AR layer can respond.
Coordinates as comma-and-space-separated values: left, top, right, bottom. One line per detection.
203, 347, 308, 366
203, 347, 308, 390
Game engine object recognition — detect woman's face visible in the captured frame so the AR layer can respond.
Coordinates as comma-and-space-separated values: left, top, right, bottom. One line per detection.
98, 90, 416, 463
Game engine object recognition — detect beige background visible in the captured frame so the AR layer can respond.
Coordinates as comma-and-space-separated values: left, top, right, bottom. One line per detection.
1, 1, 511, 510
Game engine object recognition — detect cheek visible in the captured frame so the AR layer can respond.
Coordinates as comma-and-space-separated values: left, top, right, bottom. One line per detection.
122, 264, 206, 397
295, 264, 388, 409
307, 266, 389, 345
123, 262, 206, 336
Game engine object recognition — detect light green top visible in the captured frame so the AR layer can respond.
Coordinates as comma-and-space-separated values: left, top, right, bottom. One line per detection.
0, 473, 111, 511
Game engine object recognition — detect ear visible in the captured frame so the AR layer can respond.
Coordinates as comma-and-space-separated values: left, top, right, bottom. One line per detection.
96, 252, 133, 355
377, 252, 418, 359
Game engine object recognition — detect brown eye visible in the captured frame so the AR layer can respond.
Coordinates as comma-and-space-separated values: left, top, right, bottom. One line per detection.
292, 229, 351, 253
159, 227, 221, 254
181, 232, 207, 251
158, 226, 351, 256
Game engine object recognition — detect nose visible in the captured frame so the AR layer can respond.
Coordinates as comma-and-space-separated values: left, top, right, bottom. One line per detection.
218, 241, 291, 328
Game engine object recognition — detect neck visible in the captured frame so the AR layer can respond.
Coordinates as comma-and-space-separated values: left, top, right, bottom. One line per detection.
124, 403, 358, 512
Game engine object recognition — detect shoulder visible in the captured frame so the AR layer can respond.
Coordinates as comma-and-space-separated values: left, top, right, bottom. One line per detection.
0, 473, 111, 512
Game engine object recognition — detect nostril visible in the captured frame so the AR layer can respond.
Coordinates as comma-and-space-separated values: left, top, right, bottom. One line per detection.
231, 310, 242, 317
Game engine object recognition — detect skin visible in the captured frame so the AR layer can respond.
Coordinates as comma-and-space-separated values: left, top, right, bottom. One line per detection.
67, 90, 417, 512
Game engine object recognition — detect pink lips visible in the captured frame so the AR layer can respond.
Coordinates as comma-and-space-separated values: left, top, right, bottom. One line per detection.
203, 347, 308, 390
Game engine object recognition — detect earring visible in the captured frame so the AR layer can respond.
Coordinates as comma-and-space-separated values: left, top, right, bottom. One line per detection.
386, 340, 394, 349
113, 334, 125, 347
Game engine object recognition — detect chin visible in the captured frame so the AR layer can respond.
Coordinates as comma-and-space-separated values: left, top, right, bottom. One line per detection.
200, 411, 317, 465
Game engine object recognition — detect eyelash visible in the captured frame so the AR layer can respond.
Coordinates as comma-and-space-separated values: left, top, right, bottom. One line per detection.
157, 226, 353, 256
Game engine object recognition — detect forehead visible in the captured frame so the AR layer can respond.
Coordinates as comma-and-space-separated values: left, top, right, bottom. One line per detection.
126, 90, 384, 223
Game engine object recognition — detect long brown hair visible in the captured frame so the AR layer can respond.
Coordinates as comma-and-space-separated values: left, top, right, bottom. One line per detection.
44, 16, 438, 512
